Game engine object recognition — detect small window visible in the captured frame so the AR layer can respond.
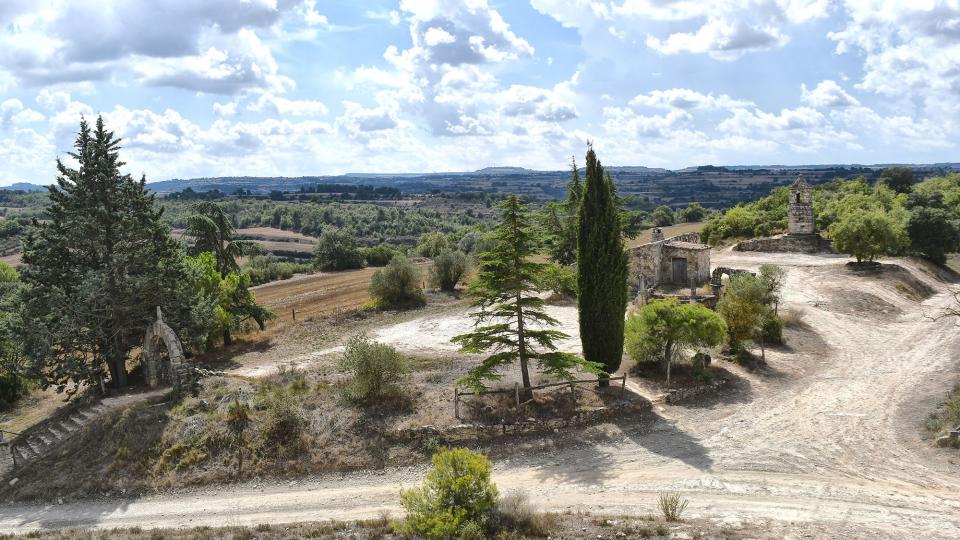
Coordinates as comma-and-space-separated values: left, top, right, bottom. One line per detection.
795, 192, 800, 204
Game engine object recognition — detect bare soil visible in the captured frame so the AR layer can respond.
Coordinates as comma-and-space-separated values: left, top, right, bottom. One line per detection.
2, 251, 960, 538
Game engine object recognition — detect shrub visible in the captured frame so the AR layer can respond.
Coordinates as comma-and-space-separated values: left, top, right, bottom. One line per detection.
539, 263, 577, 299
369, 254, 425, 309
780, 306, 805, 327
400, 448, 499, 539
244, 255, 312, 285
657, 492, 688, 522
761, 315, 784, 345
257, 385, 305, 448
430, 250, 470, 292
362, 243, 397, 267
338, 334, 409, 403
416, 232, 450, 258
494, 491, 557, 537
651, 205, 675, 226
313, 229, 364, 271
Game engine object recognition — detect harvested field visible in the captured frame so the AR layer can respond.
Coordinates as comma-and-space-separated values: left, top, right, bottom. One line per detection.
234, 226, 317, 243
252, 267, 379, 323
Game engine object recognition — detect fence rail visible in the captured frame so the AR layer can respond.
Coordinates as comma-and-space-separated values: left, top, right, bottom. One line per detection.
454, 375, 627, 419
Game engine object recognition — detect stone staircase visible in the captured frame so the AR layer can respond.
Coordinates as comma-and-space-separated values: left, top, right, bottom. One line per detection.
0, 389, 168, 477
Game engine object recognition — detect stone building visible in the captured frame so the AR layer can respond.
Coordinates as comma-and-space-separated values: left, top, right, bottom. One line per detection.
734, 173, 833, 253
628, 230, 711, 292
788, 174, 815, 235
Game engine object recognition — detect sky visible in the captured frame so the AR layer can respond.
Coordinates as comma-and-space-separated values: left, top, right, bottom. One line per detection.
0, 0, 958, 185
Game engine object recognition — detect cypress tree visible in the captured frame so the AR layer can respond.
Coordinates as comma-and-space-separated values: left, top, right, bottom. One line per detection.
577, 144, 628, 385
21, 116, 188, 394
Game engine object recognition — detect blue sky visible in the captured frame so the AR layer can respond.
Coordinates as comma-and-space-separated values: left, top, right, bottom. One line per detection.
0, 1, 957, 184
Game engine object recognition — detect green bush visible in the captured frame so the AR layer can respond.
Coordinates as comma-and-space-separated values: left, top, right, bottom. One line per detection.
313, 229, 364, 271
338, 334, 409, 403
538, 263, 577, 298
244, 255, 312, 285
430, 250, 470, 292
400, 448, 499, 539
416, 232, 451, 258
369, 254, 425, 309
761, 315, 784, 345
362, 243, 397, 267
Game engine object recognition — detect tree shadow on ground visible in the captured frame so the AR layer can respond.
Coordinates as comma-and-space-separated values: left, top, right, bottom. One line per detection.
664, 365, 755, 410
524, 384, 714, 486
192, 337, 275, 371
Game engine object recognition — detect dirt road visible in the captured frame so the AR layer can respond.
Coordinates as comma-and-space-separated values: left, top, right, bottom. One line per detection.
2, 252, 959, 537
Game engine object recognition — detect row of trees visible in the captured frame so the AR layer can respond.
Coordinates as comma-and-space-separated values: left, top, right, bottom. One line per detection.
2, 118, 273, 400
452, 144, 629, 396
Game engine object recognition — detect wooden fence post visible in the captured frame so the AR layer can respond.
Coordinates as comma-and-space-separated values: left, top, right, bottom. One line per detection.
454, 387, 460, 419
291, 307, 296, 321
514, 382, 520, 412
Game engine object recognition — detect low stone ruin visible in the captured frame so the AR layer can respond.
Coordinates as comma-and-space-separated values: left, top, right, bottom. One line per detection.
143, 306, 193, 392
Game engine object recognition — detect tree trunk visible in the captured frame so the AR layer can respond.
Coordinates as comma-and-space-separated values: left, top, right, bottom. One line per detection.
664, 340, 674, 389
223, 327, 233, 347
759, 335, 766, 363
516, 289, 534, 401
108, 357, 127, 388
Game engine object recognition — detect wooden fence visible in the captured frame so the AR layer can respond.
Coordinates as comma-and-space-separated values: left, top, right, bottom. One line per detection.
453, 375, 627, 419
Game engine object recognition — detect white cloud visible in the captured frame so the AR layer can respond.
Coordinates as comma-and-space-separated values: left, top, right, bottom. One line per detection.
534, 0, 831, 59
801, 80, 860, 108
629, 88, 754, 110
0, 1, 305, 92
247, 94, 328, 117
646, 18, 786, 60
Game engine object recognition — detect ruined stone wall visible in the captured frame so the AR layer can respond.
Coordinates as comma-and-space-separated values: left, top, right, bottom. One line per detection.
734, 234, 833, 254
661, 245, 710, 286
628, 242, 662, 289
628, 232, 708, 290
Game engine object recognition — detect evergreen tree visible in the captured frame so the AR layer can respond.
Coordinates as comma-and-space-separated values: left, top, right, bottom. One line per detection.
577, 144, 628, 385
540, 157, 582, 265
453, 195, 599, 396
21, 117, 188, 393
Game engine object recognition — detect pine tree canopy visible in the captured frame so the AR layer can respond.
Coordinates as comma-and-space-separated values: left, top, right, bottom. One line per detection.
21, 116, 189, 393
453, 195, 600, 393
576, 143, 629, 382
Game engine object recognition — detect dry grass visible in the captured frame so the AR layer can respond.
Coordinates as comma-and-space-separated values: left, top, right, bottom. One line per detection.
0, 387, 71, 435
780, 306, 806, 327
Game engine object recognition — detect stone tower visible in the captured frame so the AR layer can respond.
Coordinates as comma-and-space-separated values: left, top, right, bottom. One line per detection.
788, 174, 815, 235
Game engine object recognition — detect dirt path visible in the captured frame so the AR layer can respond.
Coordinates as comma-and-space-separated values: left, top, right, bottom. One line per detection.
2, 252, 959, 537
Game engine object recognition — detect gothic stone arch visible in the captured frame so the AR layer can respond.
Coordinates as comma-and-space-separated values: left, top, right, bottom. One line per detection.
143, 306, 186, 388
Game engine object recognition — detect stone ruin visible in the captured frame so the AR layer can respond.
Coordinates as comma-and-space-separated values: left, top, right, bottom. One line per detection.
628, 230, 712, 305
143, 306, 193, 393
735, 174, 833, 254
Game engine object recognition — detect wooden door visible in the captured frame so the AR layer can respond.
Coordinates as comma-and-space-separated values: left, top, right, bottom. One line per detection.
671, 257, 687, 285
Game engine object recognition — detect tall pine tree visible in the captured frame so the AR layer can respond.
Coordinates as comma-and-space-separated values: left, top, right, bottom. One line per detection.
21, 117, 188, 393
577, 144, 628, 385
453, 195, 600, 397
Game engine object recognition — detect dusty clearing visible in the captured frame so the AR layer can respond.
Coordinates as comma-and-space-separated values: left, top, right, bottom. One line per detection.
2, 251, 960, 538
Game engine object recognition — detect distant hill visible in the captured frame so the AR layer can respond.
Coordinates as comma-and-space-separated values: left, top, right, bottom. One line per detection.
146, 162, 960, 209
2, 182, 47, 192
